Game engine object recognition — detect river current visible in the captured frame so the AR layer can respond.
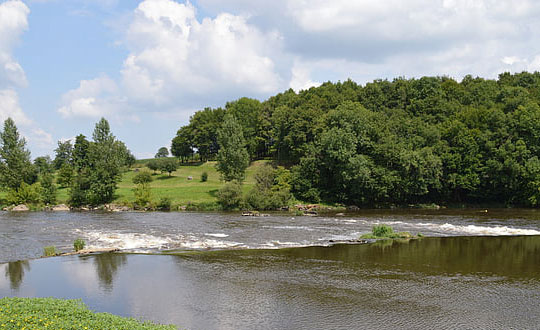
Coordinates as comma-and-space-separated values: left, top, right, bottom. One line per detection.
1, 209, 540, 329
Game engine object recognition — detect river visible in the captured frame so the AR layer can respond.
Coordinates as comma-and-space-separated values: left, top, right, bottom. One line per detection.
1, 209, 540, 329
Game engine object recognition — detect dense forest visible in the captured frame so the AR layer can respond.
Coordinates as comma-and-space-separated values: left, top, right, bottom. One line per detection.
171, 72, 540, 207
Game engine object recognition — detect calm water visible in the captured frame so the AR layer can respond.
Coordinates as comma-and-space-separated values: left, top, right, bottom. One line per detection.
1, 210, 540, 329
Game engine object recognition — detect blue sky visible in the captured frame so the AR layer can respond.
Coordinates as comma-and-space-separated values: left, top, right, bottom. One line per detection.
1, 0, 540, 159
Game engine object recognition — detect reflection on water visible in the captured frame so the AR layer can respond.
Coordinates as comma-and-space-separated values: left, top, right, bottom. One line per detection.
1, 236, 539, 330
4, 260, 30, 290
89, 253, 127, 292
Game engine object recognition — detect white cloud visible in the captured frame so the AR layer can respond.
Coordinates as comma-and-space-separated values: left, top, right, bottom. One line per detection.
289, 61, 320, 92
0, 88, 30, 125
0, 0, 28, 88
121, 0, 282, 106
58, 75, 119, 118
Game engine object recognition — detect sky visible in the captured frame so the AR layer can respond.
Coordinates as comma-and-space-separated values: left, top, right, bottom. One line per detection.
1, 0, 540, 159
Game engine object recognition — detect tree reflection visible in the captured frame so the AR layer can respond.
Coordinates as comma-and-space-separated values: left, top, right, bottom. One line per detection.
5, 260, 30, 290
94, 253, 127, 292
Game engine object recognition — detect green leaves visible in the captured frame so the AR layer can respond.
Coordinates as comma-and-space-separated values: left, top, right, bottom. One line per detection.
216, 114, 249, 182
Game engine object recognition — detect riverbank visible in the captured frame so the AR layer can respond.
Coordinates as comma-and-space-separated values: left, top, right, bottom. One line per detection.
0, 297, 176, 330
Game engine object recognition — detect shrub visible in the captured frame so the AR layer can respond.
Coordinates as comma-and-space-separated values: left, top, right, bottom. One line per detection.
216, 181, 244, 210
157, 197, 172, 211
43, 246, 57, 257
372, 224, 394, 237
7, 182, 42, 205
40, 173, 57, 204
201, 171, 208, 182
73, 239, 86, 252
133, 172, 153, 185
133, 184, 151, 209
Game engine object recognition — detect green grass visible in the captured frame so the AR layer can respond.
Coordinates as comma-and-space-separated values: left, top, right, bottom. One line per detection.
56, 160, 265, 207
360, 224, 421, 239
0, 297, 177, 330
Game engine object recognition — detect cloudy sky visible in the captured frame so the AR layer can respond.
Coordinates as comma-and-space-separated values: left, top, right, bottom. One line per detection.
1, 0, 540, 158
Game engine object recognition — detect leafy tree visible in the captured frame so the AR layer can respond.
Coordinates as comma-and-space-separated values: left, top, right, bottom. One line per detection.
171, 126, 194, 163
34, 156, 54, 175
245, 164, 291, 210
216, 181, 243, 210
216, 114, 249, 182
155, 147, 169, 158
132, 172, 152, 208
40, 173, 57, 204
0, 118, 36, 190
86, 118, 124, 205
147, 160, 159, 174
158, 158, 178, 176
57, 163, 74, 188
53, 140, 73, 170
7, 182, 42, 205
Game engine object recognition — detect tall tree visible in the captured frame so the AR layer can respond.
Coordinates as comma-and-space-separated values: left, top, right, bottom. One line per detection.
216, 114, 249, 182
53, 140, 73, 170
0, 118, 36, 190
155, 147, 169, 158
171, 126, 194, 163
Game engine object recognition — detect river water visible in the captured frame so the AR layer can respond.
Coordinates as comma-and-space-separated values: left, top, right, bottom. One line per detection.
1, 209, 540, 329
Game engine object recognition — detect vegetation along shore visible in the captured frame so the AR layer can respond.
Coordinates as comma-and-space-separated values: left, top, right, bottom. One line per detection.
1, 72, 540, 211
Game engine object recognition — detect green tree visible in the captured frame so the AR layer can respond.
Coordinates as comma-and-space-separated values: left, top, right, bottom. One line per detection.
216, 181, 243, 210
86, 118, 124, 205
0, 118, 36, 190
155, 147, 169, 158
53, 140, 73, 170
34, 156, 54, 175
158, 158, 178, 176
40, 172, 57, 204
132, 172, 153, 208
171, 126, 194, 163
147, 160, 159, 174
57, 163, 74, 188
216, 114, 249, 182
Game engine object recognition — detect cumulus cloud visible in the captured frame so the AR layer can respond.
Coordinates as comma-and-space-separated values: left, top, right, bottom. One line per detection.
0, 89, 30, 125
58, 75, 119, 118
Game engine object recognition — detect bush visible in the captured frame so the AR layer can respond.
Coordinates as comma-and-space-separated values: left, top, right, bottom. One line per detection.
73, 239, 86, 252
133, 184, 151, 209
372, 224, 394, 237
157, 197, 172, 211
133, 171, 153, 184
201, 171, 208, 182
43, 246, 57, 257
7, 182, 42, 205
216, 181, 244, 210
40, 173, 57, 204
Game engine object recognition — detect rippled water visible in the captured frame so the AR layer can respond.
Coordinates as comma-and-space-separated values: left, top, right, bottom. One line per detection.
1, 209, 540, 262
1, 210, 540, 329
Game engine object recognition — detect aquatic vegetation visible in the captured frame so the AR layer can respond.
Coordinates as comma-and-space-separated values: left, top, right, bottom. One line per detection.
0, 297, 177, 329
43, 246, 57, 257
74, 238, 86, 252
361, 224, 422, 239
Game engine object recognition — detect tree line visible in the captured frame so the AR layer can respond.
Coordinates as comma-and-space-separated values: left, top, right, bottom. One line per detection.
0, 118, 134, 207
172, 72, 540, 207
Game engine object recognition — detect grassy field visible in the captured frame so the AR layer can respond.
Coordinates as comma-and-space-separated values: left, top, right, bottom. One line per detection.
57, 160, 268, 207
0, 297, 176, 330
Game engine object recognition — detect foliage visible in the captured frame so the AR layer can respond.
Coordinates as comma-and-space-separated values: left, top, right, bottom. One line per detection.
43, 246, 57, 257
158, 158, 178, 176
53, 140, 73, 170
216, 114, 250, 182
73, 239, 86, 252
245, 164, 291, 210
155, 147, 169, 158
360, 225, 419, 239
0, 118, 36, 190
171, 126, 194, 162
40, 173, 57, 204
0, 297, 177, 329
6, 182, 42, 205
201, 171, 208, 182
157, 197, 172, 211
147, 160, 160, 173
216, 181, 244, 210
133, 172, 153, 185
56, 163, 73, 188
33, 156, 54, 175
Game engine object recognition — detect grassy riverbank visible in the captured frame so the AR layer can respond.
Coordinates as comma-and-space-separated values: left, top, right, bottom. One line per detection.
56, 160, 265, 209
0, 297, 176, 330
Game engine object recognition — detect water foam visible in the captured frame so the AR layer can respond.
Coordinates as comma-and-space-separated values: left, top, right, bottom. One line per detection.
83, 231, 172, 250
205, 233, 229, 238
436, 223, 540, 236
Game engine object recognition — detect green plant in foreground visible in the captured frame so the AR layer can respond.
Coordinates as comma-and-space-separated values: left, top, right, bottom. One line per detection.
43, 246, 57, 257
0, 297, 177, 330
74, 238, 86, 252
